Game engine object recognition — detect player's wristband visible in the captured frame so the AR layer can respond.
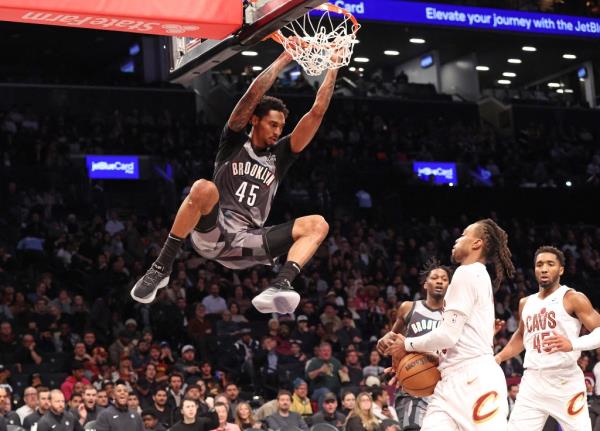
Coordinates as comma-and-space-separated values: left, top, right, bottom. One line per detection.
571, 327, 600, 351
405, 310, 467, 352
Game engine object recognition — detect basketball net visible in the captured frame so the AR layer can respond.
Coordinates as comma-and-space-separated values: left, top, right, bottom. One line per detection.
269, 3, 360, 76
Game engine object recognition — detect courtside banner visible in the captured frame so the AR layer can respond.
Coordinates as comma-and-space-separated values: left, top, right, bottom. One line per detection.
330, 0, 600, 37
86, 155, 140, 180
0, 0, 242, 39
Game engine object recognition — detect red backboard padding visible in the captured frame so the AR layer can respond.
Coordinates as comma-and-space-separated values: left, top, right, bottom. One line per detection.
0, 0, 242, 39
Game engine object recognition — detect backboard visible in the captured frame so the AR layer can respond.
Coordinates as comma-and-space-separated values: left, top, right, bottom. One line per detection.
168, 0, 326, 85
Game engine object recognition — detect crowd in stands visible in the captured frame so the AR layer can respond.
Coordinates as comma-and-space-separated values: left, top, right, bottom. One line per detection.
2, 97, 600, 194
1, 95, 600, 431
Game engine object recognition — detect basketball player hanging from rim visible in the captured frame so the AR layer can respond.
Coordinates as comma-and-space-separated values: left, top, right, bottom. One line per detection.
376, 259, 452, 431
384, 219, 515, 431
131, 45, 339, 314
495, 245, 600, 431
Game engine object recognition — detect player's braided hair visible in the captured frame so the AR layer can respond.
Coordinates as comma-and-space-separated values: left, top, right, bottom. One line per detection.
418, 258, 453, 285
476, 218, 515, 289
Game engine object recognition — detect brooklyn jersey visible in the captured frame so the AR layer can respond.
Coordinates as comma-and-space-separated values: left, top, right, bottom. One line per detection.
214, 125, 298, 233
522, 285, 582, 370
405, 301, 443, 338
396, 301, 442, 428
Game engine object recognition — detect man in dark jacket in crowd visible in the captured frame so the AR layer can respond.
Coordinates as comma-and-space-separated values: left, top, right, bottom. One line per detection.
95, 383, 144, 431
0, 386, 20, 426
169, 397, 218, 431
22, 387, 51, 430
309, 392, 345, 430
265, 390, 308, 431
141, 411, 166, 431
37, 390, 85, 431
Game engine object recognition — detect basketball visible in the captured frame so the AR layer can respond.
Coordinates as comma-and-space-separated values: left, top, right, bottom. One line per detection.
396, 353, 441, 397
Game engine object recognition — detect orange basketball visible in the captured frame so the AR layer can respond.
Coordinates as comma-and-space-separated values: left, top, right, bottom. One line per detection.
396, 352, 440, 397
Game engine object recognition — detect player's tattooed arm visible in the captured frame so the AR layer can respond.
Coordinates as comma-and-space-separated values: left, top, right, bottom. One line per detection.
290, 67, 338, 153
227, 51, 292, 132
495, 297, 527, 363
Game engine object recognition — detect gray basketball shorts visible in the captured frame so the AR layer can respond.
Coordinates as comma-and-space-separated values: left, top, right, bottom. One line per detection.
396, 392, 429, 430
190, 209, 295, 270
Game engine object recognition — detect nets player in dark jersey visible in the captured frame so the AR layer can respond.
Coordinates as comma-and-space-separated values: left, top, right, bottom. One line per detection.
376, 260, 452, 430
131, 47, 338, 314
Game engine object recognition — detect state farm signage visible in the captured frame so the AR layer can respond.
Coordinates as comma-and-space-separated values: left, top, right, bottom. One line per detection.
21, 12, 200, 34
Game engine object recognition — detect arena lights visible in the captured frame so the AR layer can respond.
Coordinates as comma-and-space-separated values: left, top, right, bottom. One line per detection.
556, 89, 564, 94
358, 67, 365, 72
241, 51, 258, 56
562, 53, 577, 60
349, 66, 356, 71
565, 89, 574, 93
384, 50, 400, 56
252, 66, 263, 71
566, 181, 573, 187
354, 57, 370, 63
497, 79, 511, 85
502, 72, 516, 77
547, 82, 561, 88
409, 38, 426, 44
522, 46, 537, 52
507, 58, 522, 64
475, 66, 490, 71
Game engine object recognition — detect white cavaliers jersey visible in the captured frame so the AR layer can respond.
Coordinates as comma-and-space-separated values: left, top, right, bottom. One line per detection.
522, 285, 581, 370
438, 262, 495, 371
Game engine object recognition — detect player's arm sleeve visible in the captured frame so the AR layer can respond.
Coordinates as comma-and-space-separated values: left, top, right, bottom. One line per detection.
572, 327, 600, 351
405, 310, 468, 352
405, 267, 476, 352
215, 125, 249, 163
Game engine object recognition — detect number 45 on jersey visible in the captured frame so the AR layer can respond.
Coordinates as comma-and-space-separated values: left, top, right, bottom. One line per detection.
235, 181, 259, 207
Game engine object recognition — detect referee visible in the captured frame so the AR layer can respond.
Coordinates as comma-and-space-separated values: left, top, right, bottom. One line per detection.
95, 383, 144, 431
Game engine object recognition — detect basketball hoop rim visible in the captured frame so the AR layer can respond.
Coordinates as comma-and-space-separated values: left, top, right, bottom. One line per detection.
268, 2, 360, 45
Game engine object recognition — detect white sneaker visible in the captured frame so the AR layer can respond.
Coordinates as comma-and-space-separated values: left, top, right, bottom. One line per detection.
252, 281, 300, 314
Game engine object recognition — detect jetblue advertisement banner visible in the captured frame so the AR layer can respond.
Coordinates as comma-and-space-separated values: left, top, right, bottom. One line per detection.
330, 0, 600, 37
413, 161, 457, 185
86, 155, 140, 180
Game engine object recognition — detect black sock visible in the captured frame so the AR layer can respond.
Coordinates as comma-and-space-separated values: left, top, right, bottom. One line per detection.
154, 233, 184, 272
274, 261, 301, 285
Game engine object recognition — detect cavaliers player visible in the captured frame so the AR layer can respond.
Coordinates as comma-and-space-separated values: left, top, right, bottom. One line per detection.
131, 47, 337, 314
495, 246, 600, 431
385, 219, 514, 430
377, 260, 452, 430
